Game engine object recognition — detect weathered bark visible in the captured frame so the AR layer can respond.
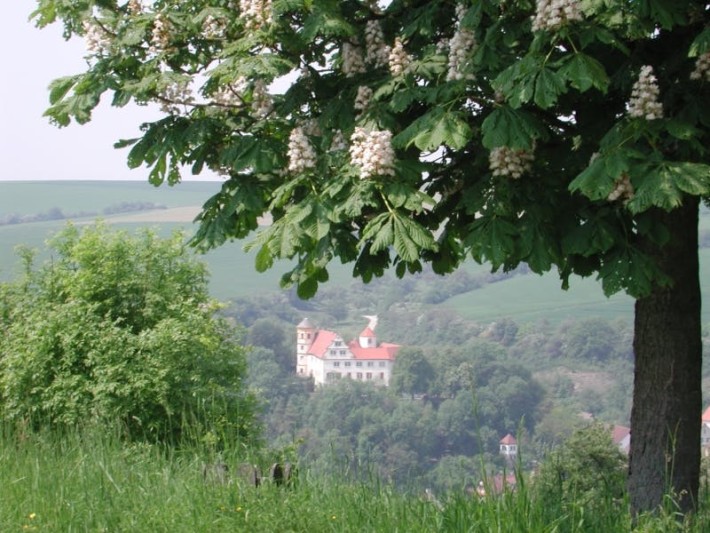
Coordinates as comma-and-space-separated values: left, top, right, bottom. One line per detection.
628, 197, 702, 515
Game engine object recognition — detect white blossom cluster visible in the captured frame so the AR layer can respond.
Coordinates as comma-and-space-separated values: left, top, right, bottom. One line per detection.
607, 173, 634, 203
365, 20, 390, 68
627, 65, 663, 120
349, 127, 396, 179
489, 146, 534, 179
531, 0, 583, 32
690, 52, 710, 82
239, 0, 273, 31
83, 20, 111, 55
389, 37, 412, 76
287, 127, 317, 173
251, 80, 273, 118
212, 77, 248, 107
342, 42, 366, 77
447, 6, 477, 81
159, 80, 195, 114
203, 15, 228, 40
354, 85, 373, 115
126, 0, 144, 15
149, 13, 172, 54
330, 130, 348, 152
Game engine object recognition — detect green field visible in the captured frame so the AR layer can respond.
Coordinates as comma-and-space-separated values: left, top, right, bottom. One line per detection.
1, 181, 708, 324
0, 180, 216, 215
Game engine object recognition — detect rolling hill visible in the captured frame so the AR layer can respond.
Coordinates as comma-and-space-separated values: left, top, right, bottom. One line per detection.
1, 180, 708, 324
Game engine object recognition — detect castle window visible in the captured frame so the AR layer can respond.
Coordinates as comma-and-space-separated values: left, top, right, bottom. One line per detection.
339, 350, 346, 355
344, 362, 351, 367
367, 362, 374, 367
380, 372, 385, 380
366, 373, 372, 380
356, 362, 363, 367
333, 362, 340, 367
356, 372, 363, 380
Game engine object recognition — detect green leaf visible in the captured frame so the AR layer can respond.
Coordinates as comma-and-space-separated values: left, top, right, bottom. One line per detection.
666, 119, 700, 141
664, 162, 710, 195
481, 106, 546, 150
361, 213, 393, 253
466, 217, 518, 268
254, 244, 274, 273
493, 56, 539, 108
48, 76, 79, 105
626, 162, 710, 214
393, 109, 472, 151
559, 53, 609, 93
562, 215, 619, 256
393, 216, 427, 262
689, 28, 710, 57
534, 68, 567, 109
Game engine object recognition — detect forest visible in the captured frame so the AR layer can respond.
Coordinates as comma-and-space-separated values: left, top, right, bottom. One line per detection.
227, 267, 660, 494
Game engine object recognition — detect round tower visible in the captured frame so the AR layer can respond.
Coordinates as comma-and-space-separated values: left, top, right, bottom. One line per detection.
296, 318, 315, 375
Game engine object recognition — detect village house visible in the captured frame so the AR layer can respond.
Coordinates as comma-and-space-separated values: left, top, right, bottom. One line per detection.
702, 406, 710, 455
499, 434, 518, 458
611, 425, 631, 455
296, 316, 400, 386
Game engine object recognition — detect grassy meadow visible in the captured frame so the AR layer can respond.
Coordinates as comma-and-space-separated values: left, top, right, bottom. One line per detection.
1, 180, 709, 323
2, 426, 708, 533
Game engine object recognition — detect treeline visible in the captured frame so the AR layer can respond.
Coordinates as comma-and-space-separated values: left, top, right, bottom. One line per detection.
225, 285, 645, 493
0, 201, 166, 226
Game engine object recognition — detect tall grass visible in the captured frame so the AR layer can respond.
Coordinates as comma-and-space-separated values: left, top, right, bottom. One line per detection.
1, 425, 709, 532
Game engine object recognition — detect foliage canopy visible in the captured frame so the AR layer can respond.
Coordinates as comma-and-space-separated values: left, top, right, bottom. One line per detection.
32, 0, 710, 298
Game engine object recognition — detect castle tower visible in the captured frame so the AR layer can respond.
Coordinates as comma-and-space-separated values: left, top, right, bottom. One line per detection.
358, 326, 377, 348
296, 318, 315, 375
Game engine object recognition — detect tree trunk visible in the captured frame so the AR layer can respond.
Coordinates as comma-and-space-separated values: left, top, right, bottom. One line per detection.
628, 197, 702, 515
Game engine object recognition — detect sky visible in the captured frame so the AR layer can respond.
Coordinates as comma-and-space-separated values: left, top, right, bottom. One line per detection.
0, 4, 162, 181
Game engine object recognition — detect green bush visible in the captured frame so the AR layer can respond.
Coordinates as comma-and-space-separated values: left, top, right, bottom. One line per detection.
0, 223, 257, 444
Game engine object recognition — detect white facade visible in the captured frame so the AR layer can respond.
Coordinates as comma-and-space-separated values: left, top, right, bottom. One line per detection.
296, 317, 399, 387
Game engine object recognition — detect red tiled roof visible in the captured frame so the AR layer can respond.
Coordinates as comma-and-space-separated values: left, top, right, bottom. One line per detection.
348, 340, 399, 361
359, 327, 376, 338
307, 330, 339, 357
305, 326, 400, 361
702, 406, 710, 423
611, 425, 630, 444
500, 433, 517, 445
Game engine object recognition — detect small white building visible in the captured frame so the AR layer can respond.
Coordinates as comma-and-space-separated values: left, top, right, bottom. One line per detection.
702, 406, 710, 455
296, 316, 400, 386
499, 434, 518, 457
611, 425, 631, 455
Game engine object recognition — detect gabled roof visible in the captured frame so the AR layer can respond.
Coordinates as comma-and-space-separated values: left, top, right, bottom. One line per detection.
302, 320, 400, 361
500, 433, 517, 445
702, 406, 710, 423
307, 330, 339, 357
359, 327, 376, 338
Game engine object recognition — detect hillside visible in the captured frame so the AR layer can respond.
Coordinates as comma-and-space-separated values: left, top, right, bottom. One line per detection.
1, 180, 709, 324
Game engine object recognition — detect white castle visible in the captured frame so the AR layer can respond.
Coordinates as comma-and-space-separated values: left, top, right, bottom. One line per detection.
296, 316, 400, 386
